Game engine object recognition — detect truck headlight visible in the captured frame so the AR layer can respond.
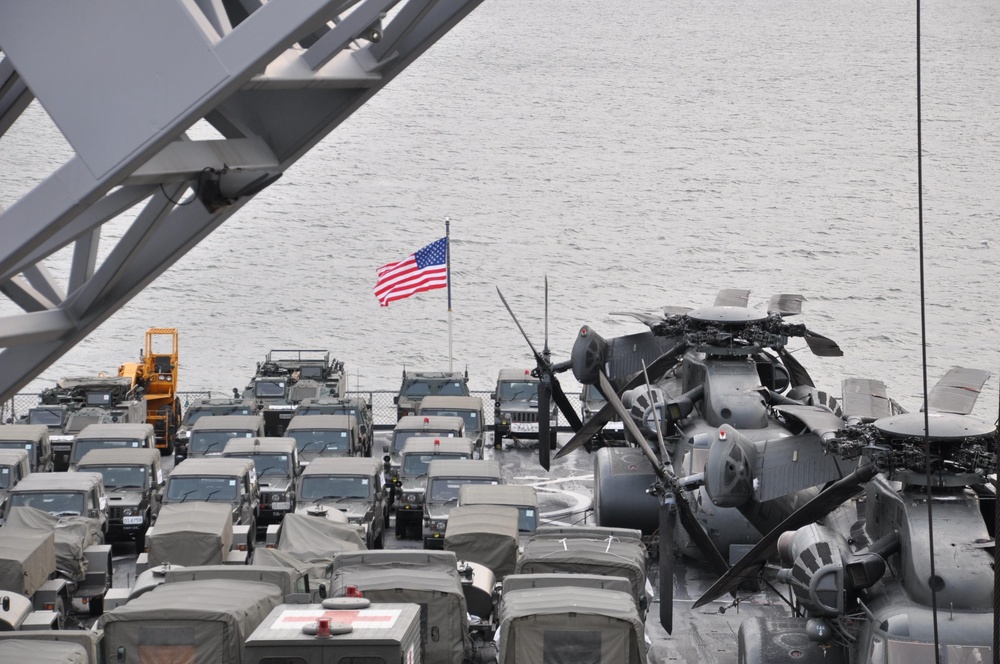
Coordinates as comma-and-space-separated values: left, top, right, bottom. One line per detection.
122, 507, 136, 517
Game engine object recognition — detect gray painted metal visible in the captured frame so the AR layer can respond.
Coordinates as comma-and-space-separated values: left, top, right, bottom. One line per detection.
0, 0, 486, 402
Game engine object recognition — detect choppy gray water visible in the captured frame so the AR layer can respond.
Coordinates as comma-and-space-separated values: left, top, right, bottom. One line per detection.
2, 0, 998, 416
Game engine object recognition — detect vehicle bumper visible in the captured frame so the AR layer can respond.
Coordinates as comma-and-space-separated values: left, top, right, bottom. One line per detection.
258, 506, 292, 526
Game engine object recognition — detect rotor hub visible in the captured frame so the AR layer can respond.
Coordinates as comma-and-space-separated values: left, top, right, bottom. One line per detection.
686, 307, 768, 325
873, 411, 996, 441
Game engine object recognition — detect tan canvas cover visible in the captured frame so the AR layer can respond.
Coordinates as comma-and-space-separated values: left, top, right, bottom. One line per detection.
276, 513, 366, 561
331, 549, 459, 575
98, 579, 282, 664
251, 547, 329, 598
148, 503, 234, 567
0, 630, 101, 664
444, 505, 520, 579
163, 565, 302, 597
517, 532, 648, 607
0, 639, 88, 664
529, 525, 643, 542
498, 587, 647, 664
331, 563, 471, 664
3, 506, 99, 583
0, 527, 55, 596
503, 573, 634, 597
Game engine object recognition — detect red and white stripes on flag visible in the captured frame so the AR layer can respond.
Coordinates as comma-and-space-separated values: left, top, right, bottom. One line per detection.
374, 237, 448, 307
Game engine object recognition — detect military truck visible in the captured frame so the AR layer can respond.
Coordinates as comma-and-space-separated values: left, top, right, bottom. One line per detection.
422, 459, 502, 549
492, 368, 557, 446
175, 397, 260, 450
143, 502, 248, 567
394, 369, 470, 420
243, 350, 347, 436
418, 394, 486, 457
4, 472, 109, 540
32, 375, 147, 471
293, 396, 374, 456
222, 437, 299, 529
179, 413, 265, 461
284, 414, 362, 466
0, 527, 68, 629
75, 447, 164, 549
384, 415, 466, 499
160, 458, 259, 537
294, 457, 387, 549
0, 424, 53, 473
244, 600, 422, 664
68, 422, 156, 470
394, 437, 475, 540
0, 450, 31, 516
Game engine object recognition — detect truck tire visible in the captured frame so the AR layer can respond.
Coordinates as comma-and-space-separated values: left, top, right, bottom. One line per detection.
88, 594, 104, 617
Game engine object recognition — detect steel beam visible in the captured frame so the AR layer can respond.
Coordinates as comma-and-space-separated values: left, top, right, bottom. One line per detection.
0, 0, 486, 401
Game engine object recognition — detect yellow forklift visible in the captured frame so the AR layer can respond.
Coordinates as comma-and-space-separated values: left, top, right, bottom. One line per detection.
118, 328, 181, 455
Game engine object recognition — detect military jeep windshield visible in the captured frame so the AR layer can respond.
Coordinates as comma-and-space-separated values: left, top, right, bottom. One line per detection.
190, 431, 253, 456
403, 380, 467, 397
498, 381, 539, 401
182, 406, 253, 427
292, 431, 350, 455
27, 408, 64, 427
234, 453, 291, 478
428, 478, 497, 503
66, 414, 103, 433
88, 465, 147, 490
9, 491, 85, 516
0, 442, 34, 455
73, 438, 143, 464
300, 475, 371, 500
166, 477, 238, 502
0, 468, 9, 489
254, 380, 286, 398
403, 453, 469, 477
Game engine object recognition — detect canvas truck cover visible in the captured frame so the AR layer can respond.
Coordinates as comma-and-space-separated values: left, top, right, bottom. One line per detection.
503, 573, 634, 597
497, 586, 647, 664
0, 630, 101, 664
0, 526, 55, 596
529, 525, 643, 542
148, 502, 233, 567
277, 513, 366, 559
517, 533, 649, 608
331, 549, 460, 576
0, 639, 88, 664
252, 548, 330, 601
98, 579, 282, 664
164, 565, 304, 598
330, 564, 471, 664
443, 505, 520, 579
3, 506, 99, 584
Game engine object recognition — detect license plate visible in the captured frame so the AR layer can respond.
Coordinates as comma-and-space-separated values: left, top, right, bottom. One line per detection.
122, 516, 144, 525
271, 502, 291, 510
511, 422, 539, 433
279, 413, 292, 419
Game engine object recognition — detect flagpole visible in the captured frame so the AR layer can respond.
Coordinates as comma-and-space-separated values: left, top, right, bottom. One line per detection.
446, 217, 453, 373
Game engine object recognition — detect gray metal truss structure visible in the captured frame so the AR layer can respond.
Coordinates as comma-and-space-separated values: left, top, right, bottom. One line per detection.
0, 0, 484, 402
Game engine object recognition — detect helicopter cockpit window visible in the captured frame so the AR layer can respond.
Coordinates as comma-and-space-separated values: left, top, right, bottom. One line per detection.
499, 381, 539, 402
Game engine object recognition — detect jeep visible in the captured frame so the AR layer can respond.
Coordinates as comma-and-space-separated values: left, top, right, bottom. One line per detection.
75, 447, 164, 548
180, 414, 265, 461
422, 459, 502, 549
295, 457, 388, 549
69, 422, 156, 470
0, 424, 53, 473
175, 398, 259, 451
5, 472, 109, 538
418, 395, 486, 458
160, 457, 259, 533
394, 370, 470, 421
394, 436, 474, 539
0, 449, 31, 520
222, 437, 299, 529
293, 396, 375, 456
384, 415, 466, 502
492, 369, 557, 446
284, 414, 362, 467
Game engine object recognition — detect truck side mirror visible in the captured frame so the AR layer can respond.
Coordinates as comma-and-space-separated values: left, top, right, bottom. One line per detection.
393, 396, 399, 405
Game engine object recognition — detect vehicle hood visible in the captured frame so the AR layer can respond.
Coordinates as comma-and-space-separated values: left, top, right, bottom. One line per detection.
106, 491, 144, 507
258, 478, 292, 493
424, 504, 454, 521
295, 501, 369, 521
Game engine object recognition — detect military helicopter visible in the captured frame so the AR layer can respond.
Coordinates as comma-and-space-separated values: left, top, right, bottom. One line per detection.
691, 367, 996, 662
498, 285, 857, 632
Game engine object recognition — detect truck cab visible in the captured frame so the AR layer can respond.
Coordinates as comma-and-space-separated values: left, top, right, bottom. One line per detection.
0, 424, 53, 473
284, 414, 362, 467
394, 437, 474, 539
394, 369, 470, 420
422, 459, 502, 549
294, 457, 388, 549
4, 472, 109, 538
175, 398, 259, 452
385, 415, 466, 486
493, 369, 557, 446
293, 396, 374, 457
418, 394, 486, 458
69, 422, 156, 470
75, 447, 163, 548
222, 437, 299, 529
0, 449, 31, 517
181, 414, 265, 461
161, 457, 259, 531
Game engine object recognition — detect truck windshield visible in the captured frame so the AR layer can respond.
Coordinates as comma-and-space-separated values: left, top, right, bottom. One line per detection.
166, 477, 238, 502
437, 381, 468, 396
27, 408, 63, 426
300, 476, 371, 500
191, 431, 251, 455
73, 439, 143, 463
289, 431, 350, 455
235, 453, 290, 478
254, 381, 286, 398
499, 381, 538, 402
86, 465, 146, 490
0, 442, 33, 453
428, 478, 497, 503
9, 491, 84, 516
0, 468, 9, 489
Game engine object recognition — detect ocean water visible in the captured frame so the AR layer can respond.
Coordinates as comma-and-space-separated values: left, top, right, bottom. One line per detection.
1, 0, 998, 417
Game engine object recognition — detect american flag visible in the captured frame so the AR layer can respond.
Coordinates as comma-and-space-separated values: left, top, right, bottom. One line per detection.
374, 237, 449, 307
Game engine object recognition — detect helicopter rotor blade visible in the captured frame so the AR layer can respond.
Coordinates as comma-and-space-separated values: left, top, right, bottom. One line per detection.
924, 367, 990, 415
598, 370, 664, 479
555, 340, 689, 460
767, 294, 805, 316
537, 374, 552, 471
776, 347, 815, 388
659, 496, 676, 634
693, 462, 877, 609
803, 329, 844, 357
714, 289, 750, 308
551, 374, 583, 432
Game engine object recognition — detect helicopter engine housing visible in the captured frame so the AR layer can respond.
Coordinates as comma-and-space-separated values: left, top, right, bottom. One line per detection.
776, 523, 849, 617
704, 425, 757, 508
